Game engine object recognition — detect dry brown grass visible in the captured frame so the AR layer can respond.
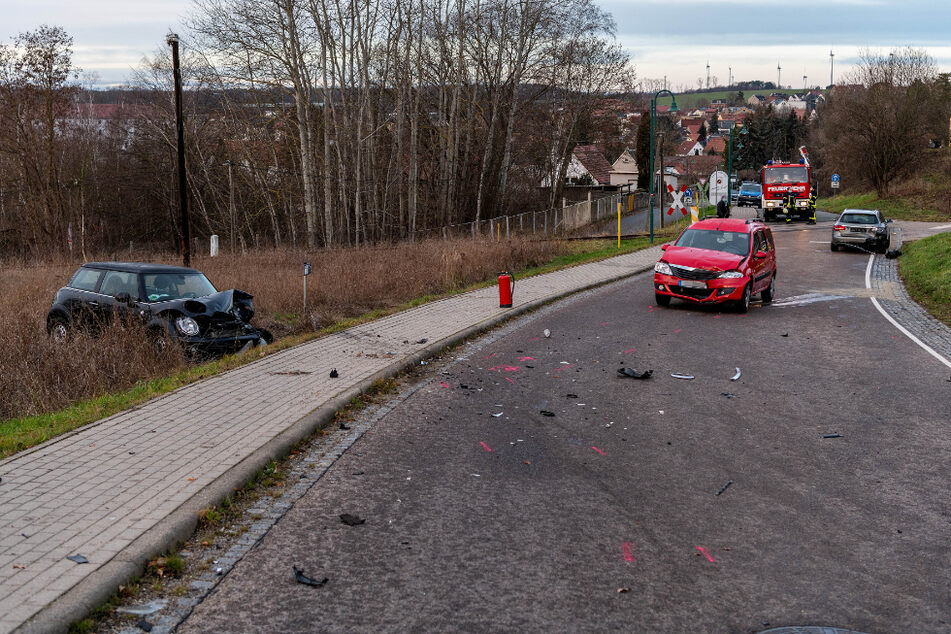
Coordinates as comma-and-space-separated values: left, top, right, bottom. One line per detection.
0, 236, 561, 421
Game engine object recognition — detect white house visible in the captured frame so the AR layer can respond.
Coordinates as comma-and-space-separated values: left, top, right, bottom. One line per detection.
609, 149, 639, 187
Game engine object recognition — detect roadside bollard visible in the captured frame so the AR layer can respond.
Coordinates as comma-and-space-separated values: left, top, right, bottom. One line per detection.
498, 271, 514, 308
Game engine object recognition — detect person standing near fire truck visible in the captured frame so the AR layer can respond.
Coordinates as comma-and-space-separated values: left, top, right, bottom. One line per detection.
783, 190, 796, 223
716, 195, 730, 218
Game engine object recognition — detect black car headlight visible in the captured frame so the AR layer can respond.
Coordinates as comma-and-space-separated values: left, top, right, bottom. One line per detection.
175, 316, 200, 336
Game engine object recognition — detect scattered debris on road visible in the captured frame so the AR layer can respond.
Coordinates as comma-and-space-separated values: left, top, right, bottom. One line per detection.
822, 433, 842, 439
293, 565, 328, 587
730, 368, 741, 381
540, 410, 555, 417
116, 600, 167, 616
137, 618, 154, 632
721, 392, 737, 399
617, 368, 652, 379
715, 480, 734, 496
339, 513, 366, 526
695, 546, 715, 562
66, 554, 88, 564
670, 373, 694, 380
617, 587, 631, 593
329, 368, 339, 378
416, 338, 428, 344
543, 329, 551, 338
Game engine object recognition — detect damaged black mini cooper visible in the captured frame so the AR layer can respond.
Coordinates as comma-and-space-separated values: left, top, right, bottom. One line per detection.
47, 262, 273, 357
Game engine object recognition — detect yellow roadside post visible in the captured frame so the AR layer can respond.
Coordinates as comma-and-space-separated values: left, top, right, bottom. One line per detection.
617, 201, 621, 248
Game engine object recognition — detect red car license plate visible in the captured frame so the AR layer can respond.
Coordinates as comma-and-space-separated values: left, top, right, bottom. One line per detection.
678, 280, 706, 289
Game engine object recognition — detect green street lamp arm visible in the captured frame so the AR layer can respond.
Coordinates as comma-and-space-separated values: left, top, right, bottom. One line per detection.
648, 89, 679, 244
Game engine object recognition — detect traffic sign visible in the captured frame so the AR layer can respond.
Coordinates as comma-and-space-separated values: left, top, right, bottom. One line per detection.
831, 173, 840, 183
666, 184, 688, 216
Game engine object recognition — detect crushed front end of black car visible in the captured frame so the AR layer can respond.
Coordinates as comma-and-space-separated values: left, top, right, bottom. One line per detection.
152, 289, 273, 358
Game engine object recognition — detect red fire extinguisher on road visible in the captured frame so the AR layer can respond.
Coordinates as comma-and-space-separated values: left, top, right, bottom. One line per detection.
498, 271, 514, 308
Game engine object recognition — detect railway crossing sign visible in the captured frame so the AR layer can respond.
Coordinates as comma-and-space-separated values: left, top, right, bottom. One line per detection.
667, 184, 688, 216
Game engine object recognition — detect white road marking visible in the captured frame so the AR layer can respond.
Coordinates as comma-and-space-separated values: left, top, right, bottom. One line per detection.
865, 255, 951, 369
809, 240, 830, 243
929, 224, 951, 230
772, 292, 852, 307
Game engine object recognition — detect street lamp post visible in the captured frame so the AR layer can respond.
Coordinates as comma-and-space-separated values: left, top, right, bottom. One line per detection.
167, 33, 190, 267
726, 123, 748, 213
648, 89, 679, 243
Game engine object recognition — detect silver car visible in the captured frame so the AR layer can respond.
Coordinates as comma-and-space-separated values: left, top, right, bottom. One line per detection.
831, 209, 891, 253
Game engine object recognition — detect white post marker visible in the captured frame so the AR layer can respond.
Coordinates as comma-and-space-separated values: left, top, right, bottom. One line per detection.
303, 262, 312, 313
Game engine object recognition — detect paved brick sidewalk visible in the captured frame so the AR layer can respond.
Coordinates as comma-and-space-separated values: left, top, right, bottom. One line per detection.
0, 245, 664, 633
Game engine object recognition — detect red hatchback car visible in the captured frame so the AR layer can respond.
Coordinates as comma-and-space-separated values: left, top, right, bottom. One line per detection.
653, 218, 777, 312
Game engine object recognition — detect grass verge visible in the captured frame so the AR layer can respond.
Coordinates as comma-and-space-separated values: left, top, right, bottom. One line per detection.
898, 232, 951, 328
819, 192, 951, 222
0, 235, 668, 460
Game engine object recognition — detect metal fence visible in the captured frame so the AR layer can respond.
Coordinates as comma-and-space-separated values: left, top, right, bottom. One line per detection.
408, 190, 649, 241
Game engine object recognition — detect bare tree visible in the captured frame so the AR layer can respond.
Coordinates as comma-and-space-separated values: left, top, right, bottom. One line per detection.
814, 47, 944, 197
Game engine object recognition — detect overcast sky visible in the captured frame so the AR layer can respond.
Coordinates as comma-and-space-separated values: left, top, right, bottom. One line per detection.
3, 0, 950, 90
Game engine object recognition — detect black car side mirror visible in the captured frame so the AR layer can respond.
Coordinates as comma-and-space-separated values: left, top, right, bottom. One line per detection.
115, 292, 133, 304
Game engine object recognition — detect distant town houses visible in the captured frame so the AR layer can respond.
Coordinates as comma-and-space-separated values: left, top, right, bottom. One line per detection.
536, 89, 829, 196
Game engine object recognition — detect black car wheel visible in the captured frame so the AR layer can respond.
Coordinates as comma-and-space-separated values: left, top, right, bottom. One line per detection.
736, 283, 751, 313
830, 241, 839, 252
48, 317, 69, 343
761, 273, 776, 303
655, 293, 671, 307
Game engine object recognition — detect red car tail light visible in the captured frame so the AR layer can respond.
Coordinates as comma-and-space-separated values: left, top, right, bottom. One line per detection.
833, 224, 845, 231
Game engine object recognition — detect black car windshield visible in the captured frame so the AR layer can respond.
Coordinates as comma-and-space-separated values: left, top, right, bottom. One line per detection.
144, 272, 217, 302
763, 166, 808, 184
675, 229, 750, 256
840, 213, 880, 225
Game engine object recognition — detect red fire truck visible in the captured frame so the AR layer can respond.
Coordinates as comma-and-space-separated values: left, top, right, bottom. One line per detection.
760, 148, 812, 222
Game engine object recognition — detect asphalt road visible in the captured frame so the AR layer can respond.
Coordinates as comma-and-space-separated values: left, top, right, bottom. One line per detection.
180, 220, 951, 633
